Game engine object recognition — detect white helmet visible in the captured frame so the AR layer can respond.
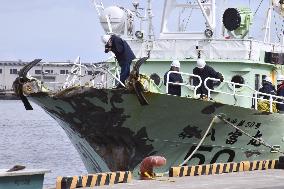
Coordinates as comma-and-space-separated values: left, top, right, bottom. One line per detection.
277, 74, 284, 81
170, 60, 180, 68
101, 34, 111, 44
264, 76, 272, 83
197, 59, 206, 69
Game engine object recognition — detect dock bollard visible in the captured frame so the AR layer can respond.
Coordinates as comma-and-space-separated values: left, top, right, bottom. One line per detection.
140, 156, 166, 180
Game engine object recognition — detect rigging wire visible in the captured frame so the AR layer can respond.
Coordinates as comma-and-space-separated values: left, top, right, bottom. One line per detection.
273, 8, 282, 42
254, 0, 264, 16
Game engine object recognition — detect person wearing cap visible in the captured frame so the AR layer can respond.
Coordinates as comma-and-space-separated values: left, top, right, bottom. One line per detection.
193, 59, 224, 98
102, 34, 136, 88
164, 60, 183, 96
258, 76, 276, 100
276, 75, 284, 113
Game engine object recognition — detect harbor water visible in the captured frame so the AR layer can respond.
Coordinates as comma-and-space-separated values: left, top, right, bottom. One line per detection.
0, 100, 87, 188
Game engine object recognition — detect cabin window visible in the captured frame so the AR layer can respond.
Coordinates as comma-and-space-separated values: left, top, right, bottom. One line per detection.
0, 69, 2, 74
231, 75, 244, 88
35, 70, 41, 75
150, 73, 161, 86
87, 71, 93, 75
10, 69, 17, 74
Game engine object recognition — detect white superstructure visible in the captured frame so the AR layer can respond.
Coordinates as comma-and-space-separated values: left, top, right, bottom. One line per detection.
92, 0, 284, 62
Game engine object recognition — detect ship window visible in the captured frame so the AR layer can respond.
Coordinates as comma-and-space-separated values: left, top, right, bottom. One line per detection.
35, 70, 41, 75
0, 69, 2, 74
231, 75, 244, 88
150, 73, 161, 86
87, 71, 93, 75
10, 69, 17, 74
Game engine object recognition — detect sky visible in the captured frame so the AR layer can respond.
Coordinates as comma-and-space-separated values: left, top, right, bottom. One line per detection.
0, 0, 276, 63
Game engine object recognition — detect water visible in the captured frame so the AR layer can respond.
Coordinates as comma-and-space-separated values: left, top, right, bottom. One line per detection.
0, 100, 87, 188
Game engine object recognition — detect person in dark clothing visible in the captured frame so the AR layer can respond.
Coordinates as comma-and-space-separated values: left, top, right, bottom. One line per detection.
164, 60, 183, 96
102, 34, 136, 87
193, 59, 224, 98
276, 75, 284, 113
258, 76, 276, 100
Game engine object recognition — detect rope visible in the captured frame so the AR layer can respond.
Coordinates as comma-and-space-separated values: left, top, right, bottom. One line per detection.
176, 114, 284, 169
178, 115, 218, 166
218, 115, 284, 155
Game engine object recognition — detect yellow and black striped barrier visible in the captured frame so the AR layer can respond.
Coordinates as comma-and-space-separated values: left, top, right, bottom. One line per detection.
169, 159, 279, 177
56, 171, 132, 189
243, 159, 278, 171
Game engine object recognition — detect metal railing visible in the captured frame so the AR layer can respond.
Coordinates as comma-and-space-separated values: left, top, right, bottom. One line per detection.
204, 77, 284, 113
58, 55, 123, 89
93, 63, 125, 88
166, 71, 202, 98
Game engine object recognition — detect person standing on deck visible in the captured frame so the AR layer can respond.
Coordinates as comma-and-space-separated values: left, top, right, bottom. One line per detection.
193, 59, 224, 98
259, 76, 276, 100
102, 34, 136, 88
276, 75, 284, 113
164, 60, 183, 96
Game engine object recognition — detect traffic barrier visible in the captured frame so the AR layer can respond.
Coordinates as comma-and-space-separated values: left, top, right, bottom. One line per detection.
56, 171, 132, 189
169, 160, 278, 177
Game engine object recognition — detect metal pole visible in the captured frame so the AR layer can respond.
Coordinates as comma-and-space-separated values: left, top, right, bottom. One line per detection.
264, 4, 273, 42
147, 0, 153, 41
254, 92, 258, 110
166, 71, 170, 94
270, 95, 273, 112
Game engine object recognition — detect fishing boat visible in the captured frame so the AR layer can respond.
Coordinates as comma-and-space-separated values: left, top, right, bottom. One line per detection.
13, 0, 284, 175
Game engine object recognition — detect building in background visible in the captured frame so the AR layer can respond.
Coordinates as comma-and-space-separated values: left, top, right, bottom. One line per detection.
0, 60, 96, 92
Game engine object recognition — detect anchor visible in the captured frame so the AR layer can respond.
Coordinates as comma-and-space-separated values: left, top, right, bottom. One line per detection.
13, 59, 42, 110
127, 57, 149, 106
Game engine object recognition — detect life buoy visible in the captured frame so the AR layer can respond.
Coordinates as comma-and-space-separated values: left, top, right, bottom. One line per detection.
140, 156, 166, 180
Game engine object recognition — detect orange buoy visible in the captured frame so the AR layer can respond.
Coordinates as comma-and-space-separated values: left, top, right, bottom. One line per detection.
140, 156, 166, 180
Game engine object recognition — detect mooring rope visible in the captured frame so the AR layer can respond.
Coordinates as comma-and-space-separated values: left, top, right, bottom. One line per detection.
217, 114, 284, 155
177, 113, 284, 168
178, 115, 219, 166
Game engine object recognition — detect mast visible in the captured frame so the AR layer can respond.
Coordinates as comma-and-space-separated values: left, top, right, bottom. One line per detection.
147, 0, 154, 41
264, 0, 273, 43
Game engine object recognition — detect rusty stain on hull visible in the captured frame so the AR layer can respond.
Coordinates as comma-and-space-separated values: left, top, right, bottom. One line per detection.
31, 88, 156, 171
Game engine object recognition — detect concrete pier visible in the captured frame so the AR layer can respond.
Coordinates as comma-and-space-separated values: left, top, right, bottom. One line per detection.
69, 170, 284, 189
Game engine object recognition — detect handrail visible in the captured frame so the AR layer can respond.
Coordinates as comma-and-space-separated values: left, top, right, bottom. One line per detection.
99, 66, 126, 87
204, 77, 284, 113
166, 71, 202, 98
